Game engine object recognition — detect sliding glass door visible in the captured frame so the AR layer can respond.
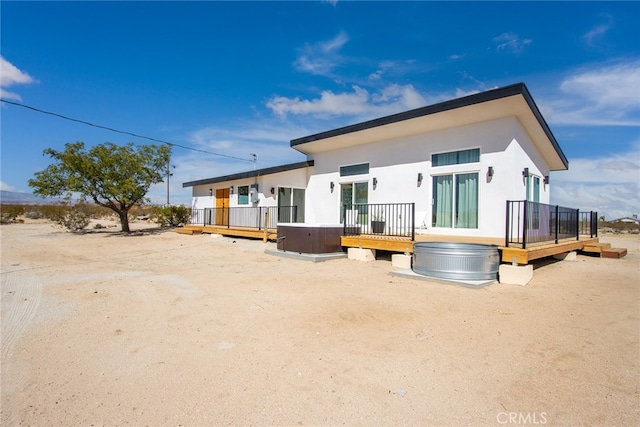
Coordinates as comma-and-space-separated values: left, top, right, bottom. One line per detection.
432, 173, 478, 229
341, 182, 368, 224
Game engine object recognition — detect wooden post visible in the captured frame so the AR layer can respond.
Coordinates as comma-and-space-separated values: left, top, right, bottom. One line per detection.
263, 209, 269, 243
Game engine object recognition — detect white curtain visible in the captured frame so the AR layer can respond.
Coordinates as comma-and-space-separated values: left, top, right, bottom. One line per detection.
433, 175, 453, 227
455, 173, 478, 228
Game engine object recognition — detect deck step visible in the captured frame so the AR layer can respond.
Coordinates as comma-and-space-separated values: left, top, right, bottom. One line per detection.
582, 243, 612, 253
602, 248, 627, 259
174, 227, 202, 235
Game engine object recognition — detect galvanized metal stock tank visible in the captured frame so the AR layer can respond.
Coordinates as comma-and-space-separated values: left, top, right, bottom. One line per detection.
412, 242, 499, 281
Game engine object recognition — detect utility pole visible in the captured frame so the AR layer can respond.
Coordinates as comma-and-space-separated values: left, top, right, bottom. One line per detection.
166, 161, 174, 206
250, 153, 257, 170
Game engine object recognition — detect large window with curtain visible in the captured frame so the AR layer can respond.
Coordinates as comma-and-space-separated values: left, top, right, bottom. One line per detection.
432, 172, 478, 228
432, 148, 479, 167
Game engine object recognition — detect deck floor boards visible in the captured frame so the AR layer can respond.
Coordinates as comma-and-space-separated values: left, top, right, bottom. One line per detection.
176, 225, 611, 264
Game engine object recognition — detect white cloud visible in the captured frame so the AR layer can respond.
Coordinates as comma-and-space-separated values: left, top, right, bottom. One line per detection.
267, 84, 426, 119
294, 31, 349, 76
551, 145, 640, 220
0, 56, 36, 101
582, 15, 614, 46
582, 24, 610, 46
0, 181, 16, 191
147, 119, 312, 205
543, 60, 640, 126
454, 88, 482, 98
493, 32, 532, 53
367, 60, 396, 82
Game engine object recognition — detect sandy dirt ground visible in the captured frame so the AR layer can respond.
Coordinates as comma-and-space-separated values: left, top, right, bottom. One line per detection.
1, 220, 638, 426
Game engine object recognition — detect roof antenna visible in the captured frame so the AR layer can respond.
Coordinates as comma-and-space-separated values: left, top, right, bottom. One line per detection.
250, 153, 257, 170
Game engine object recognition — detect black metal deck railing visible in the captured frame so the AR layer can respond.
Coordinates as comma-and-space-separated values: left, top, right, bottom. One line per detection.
506, 200, 597, 249
190, 206, 299, 230
342, 203, 415, 239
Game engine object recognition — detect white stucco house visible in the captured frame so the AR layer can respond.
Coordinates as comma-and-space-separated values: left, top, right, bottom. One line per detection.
183, 83, 568, 240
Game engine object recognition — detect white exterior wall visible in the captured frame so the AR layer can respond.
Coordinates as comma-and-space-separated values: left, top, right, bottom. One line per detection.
304, 116, 553, 238
190, 167, 310, 210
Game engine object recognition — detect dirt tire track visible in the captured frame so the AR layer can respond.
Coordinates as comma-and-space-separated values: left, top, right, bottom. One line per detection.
1, 270, 43, 361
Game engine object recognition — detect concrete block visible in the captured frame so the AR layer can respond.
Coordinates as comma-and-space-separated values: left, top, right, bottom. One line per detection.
499, 264, 533, 286
391, 254, 412, 269
348, 247, 376, 262
553, 251, 577, 261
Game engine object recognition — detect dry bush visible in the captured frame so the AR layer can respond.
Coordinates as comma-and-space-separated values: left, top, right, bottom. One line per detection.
0, 204, 25, 224
600, 220, 640, 234
151, 205, 191, 227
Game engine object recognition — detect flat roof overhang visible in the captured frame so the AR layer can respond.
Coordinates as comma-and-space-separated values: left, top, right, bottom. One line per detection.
182, 160, 314, 188
291, 83, 568, 171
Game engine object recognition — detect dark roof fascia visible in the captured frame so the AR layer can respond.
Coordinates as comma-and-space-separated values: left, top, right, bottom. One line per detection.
290, 83, 568, 170
518, 84, 569, 169
182, 160, 314, 188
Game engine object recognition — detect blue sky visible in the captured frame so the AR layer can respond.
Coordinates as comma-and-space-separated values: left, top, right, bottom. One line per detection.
1, 1, 639, 219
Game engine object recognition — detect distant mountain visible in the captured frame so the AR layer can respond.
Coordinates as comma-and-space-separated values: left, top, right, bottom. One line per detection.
0, 190, 66, 205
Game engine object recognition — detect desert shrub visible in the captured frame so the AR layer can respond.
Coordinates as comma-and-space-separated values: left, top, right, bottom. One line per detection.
38, 204, 68, 222
599, 220, 640, 234
57, 202, 91, 232
0, 205, 25, 224
151, 205, 191, 227
79, 203, 112, 219
129, 204, 154, 219
24, 208, 45, 219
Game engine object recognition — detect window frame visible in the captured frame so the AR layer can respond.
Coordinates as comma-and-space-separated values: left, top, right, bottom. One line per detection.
339, 163, 370, 177
431, 171, 479, 229
237, 185, 249, 205
431, 148, 480, 167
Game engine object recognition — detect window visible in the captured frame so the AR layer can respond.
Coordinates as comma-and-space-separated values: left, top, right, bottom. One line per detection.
340, 163, 369, 177
238, 185, 249, 205
341, 182, 368, 224
278, 187, 305, 223
432, 172, 478, 228
527, 175, 541, 229
432, 149, 480, 167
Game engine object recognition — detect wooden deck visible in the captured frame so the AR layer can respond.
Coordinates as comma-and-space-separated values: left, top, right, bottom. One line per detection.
499, 238, 600, 265
340, 235, 415, 254
175, 225, 277, 241
341, 234, 619, 265
176, 225, 626, 264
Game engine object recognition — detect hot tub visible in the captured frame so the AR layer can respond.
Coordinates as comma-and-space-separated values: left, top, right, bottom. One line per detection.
412, 242, 499, 281
276, 223, 345, 254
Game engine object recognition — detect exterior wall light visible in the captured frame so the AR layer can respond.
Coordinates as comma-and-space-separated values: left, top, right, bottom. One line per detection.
544, 175, 550, 184
488, 166, 494, 177
230, 185, 234, 194
270, 187, 275, 194
209, 188, 213, 197
522, 167, 529, 178
417, 173, 423, 186
373, 177, 378, 189
330, 181, 335, 192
